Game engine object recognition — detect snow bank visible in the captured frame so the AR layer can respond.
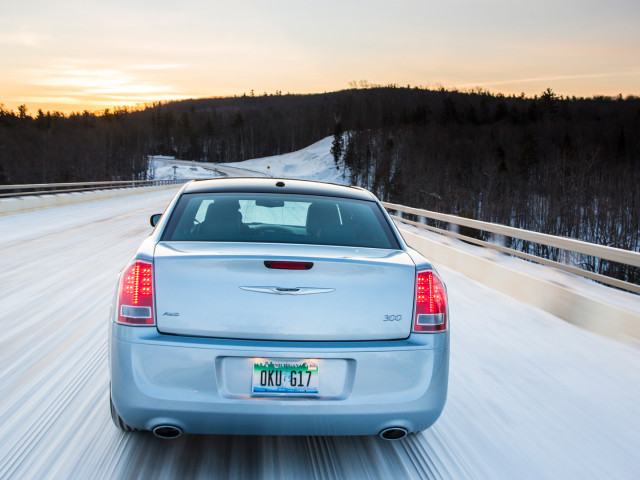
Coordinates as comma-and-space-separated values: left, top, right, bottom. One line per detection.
220, 137, 350, 185
149, 136, 350, 185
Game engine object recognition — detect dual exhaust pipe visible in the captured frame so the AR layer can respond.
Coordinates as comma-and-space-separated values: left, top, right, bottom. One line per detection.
152, 425, 407, 441
378, 427, 408, 440
152, 425, 183, 439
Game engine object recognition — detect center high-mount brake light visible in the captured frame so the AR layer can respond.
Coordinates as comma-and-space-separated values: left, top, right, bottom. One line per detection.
264, 261, 314, 270
117, 260, 155, 325
413, 270, 447, 332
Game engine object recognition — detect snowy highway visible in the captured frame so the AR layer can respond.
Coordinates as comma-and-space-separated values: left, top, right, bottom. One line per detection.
1, 188, 640, 479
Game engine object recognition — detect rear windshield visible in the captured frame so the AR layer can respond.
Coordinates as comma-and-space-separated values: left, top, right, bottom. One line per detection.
161, 193, 400, 249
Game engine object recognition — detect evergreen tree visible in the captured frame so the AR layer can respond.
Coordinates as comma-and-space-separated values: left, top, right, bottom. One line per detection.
330, 121, 344, 168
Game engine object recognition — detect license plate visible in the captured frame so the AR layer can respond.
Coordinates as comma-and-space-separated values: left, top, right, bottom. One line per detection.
252, 359, 319, 395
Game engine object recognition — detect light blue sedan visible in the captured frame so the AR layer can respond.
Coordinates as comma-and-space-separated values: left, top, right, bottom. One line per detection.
109, 178, 449, 440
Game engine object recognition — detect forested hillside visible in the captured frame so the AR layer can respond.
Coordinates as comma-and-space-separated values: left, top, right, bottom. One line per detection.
1, 87, 639, 281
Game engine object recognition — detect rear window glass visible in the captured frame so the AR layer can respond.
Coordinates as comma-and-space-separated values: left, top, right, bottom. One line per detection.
162, 193, 400, 249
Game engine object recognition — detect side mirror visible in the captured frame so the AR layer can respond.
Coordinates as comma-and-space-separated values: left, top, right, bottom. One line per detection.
150, 214, 162, 227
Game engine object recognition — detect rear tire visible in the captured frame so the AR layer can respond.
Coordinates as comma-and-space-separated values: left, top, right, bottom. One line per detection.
110, 390, 137, 432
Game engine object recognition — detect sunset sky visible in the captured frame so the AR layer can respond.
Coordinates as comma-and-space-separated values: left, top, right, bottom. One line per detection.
1, 0, 639, 114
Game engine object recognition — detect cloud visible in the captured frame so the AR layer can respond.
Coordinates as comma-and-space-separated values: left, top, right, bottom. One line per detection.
0, 32, 50, 47
459, 71, 640, 89
20, 62, 188, 108
129, 64, 185, 71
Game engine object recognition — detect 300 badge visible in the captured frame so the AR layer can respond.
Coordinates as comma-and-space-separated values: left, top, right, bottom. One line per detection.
383, 314, 402, 322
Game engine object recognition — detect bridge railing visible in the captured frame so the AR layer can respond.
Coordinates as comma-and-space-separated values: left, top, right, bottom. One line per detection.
2, 182, 637, 294
0, 179, 188, 198
383, 202, 640, 295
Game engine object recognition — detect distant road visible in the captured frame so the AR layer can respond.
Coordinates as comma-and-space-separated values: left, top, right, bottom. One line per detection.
164, 159, 270, 178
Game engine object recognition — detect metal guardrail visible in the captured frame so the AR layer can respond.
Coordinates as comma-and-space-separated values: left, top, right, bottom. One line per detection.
0, 179, 188, 198
1, 181, 637, 293
383, 201, 640, 294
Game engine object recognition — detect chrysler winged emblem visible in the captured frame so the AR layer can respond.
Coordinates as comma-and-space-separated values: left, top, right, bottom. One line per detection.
240, 286, 335, 295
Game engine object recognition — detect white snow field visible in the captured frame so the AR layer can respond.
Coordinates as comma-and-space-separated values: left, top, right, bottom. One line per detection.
149, 136, 349, 185
219, 136, 350, 185
1, 141, 639, 479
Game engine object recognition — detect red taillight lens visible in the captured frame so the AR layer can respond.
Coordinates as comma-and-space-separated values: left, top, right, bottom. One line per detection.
413, 270, 447, 332
117, 260, 154, 325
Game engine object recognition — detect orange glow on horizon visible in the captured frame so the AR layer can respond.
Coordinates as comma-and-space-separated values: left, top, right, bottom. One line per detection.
2, 2, 639, 115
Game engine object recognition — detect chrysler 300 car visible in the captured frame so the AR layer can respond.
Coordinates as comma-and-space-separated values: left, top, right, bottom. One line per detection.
109, 178, 449, 440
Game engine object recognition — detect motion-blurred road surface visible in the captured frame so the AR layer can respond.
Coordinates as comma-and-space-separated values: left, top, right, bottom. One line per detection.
1, 189, 639, 479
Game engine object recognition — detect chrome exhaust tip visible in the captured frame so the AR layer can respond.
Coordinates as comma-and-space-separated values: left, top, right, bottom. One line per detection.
152, 425, 183, 439
379, 427, 408, 440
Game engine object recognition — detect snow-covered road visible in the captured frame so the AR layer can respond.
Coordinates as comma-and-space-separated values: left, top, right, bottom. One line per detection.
1, 189, 639, 479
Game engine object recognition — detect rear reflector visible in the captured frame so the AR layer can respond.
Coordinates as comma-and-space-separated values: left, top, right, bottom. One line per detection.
117, 260, 154, 325
413, 270, 447, 332
264, 261, 314, 270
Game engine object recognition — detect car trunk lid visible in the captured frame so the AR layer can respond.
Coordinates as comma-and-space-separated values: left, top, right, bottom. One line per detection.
154, 242, 416, 341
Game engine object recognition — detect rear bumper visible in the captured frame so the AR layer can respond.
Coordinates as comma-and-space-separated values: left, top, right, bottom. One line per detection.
109, 325, 449, 436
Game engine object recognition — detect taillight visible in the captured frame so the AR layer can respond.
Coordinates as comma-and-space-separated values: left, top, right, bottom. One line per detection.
117, 260, 154, 325
413, 270, 447, 332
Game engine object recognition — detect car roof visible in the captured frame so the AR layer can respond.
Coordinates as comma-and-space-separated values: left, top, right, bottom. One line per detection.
182, 177, 377, 201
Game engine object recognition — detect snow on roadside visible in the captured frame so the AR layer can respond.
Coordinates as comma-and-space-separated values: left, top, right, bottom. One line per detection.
148, 157, 218, 180
220, 136, 350, 185
149, 136, 350, 185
